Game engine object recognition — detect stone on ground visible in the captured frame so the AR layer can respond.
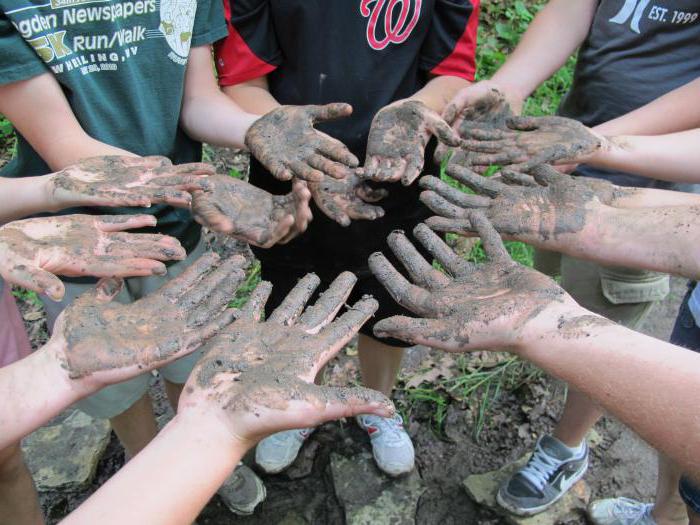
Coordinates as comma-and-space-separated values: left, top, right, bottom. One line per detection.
331, 451, 425, 525
22, 410, 111, 491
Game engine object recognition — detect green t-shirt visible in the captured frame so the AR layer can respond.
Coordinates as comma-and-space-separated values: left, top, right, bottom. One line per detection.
0, 0, 227, 250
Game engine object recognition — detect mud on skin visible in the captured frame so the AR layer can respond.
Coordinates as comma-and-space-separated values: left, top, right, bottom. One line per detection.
245, 104, 359, 182
191, 175, 301, 247
369, 215, 570, 350
420, 164, 636, 243
188, 273, 393, 427
364, 100, 462, 186
49, 155, 215, 209
56, 253, 246, 379
436, 88, 514, 168
308, 172, 387, 226
460, 115, 604, 170
556, 314, 615, 340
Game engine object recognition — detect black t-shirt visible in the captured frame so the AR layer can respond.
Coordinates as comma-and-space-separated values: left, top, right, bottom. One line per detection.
559, 0, 700, 190
215, 0, 479, 274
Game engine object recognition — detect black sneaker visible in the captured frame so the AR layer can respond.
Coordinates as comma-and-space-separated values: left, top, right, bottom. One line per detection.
497, 435, 589, 516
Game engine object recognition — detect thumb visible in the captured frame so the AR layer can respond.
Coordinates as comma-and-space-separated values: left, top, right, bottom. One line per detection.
308, 103, 353, 123
314, 385, 396, 422
94, 277, 125, 302
506, 116, 540, 132
7, 265, 65, 301
427, 113, 463, 147
442, 89, 470, 124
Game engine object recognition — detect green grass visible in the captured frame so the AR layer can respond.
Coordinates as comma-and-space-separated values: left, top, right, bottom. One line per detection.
11, 287, 41, 307
228, 259, 261, 310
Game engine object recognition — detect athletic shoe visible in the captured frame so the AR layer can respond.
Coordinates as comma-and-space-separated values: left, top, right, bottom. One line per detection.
588, 497, 656, 525
356, 414, 415, 476
218, 463, 267, 516
497, 435, 589, 516
255, 428, 314, 474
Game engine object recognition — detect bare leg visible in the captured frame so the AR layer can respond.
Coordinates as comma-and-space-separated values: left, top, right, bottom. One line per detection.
357, 333, 405, 396
689, 509, 700, 525
652, 455, 688, 525
0, 443, 43, 525
552, 388, 604, 447
164, 379, 185, 410
109, 392, 158, 459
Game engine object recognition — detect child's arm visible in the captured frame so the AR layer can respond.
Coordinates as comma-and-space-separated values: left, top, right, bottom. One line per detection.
179, 45, 259, 148
0, 74, 132, 170
371, 217, 700, 482
444, 0, 598, 118
595, 77, 700, 136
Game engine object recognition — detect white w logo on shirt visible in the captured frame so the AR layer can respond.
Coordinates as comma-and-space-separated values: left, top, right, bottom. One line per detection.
609, 0, 651, 33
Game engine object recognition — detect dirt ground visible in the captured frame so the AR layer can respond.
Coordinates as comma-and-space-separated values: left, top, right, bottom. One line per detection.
10, 147, 687, 524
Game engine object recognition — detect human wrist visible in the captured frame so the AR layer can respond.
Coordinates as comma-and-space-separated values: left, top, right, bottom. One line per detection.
173, 405, 256, 455
39, 337, 93, 404
515, 302, 592, 356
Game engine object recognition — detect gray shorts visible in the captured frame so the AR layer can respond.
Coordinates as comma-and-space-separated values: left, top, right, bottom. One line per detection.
534, 249, 669, 328
41, 238, 207, 419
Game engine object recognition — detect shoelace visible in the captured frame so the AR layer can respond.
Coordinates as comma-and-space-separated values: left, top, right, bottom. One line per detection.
610, 498, 653, 521
519, 445, 563, 492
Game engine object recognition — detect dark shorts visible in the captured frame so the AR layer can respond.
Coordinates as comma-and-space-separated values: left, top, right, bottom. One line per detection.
670, 283, 700, 515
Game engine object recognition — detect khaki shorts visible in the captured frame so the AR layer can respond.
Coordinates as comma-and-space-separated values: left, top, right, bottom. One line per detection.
534, 249, 670, 327
41, 238, 207, 419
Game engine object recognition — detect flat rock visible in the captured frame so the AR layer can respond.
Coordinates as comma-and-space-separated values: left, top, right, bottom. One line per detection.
22, 410, 111, 492
331, 451, 425, 525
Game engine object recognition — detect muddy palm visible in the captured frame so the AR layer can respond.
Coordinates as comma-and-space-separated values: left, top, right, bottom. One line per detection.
460, 115, 605, 170
419, 164, 632, 244
48, 155, 215, 209
364, 100, 463, 186
308, 172, 387, 226
179, 272, 394, 444
370, 215, 572, 351
191, 175, 312, 248
245, 104, 360, 182
0, 214, 188, 300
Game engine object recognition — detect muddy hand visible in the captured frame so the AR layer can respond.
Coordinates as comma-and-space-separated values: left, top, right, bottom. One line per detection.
420, 164, 629, 245
309, 172, 387, 227
48, 155, 215, 209
436, 88, 514, 167
178, 273, 394, 445
245, 104, 359, 182
191, 175, 311, 248
365, 100, 462, 186
0, 214, 187, 301
370, 215, 572, 351
48, 252, 245, 389
461, 116, 606, 170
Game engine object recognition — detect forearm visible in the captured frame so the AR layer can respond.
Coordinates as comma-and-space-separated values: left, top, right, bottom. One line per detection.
595, 77, 700, 136
222, 76, 281, 115
562, 204, 700, 279
0, 340, 87, 448
491, 0, 597, 101
64, 412, 246, 525
411, 75, 471, 113
589, 130, 700, 183
520, 310, 700, 481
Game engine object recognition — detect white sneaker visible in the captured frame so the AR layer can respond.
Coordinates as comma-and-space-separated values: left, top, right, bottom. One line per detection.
357, 414, 415, 476
255, 428, 314, 474
588, 497, 656, 525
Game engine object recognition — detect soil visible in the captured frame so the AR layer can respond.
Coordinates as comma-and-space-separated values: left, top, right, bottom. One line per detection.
9, 146, 683, 524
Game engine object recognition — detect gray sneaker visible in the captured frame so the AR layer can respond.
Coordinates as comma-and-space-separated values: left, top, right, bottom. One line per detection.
255, 428, 314, 474
588, 497, 656, 525
218, 463, 266, 516
497, 435, 588, 516
357, 414, 415, 476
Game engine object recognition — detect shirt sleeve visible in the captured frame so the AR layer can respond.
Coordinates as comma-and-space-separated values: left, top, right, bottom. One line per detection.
419, 0, 480, 81
0, 13, 49, 86
214, 0, 282, 87
191, 0, 229, 48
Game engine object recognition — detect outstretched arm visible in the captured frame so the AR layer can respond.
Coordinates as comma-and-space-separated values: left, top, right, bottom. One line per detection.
371, 215, 700, 482
0, 253, 244, 449
65, 275, 393, 525
420, 165, 700, 279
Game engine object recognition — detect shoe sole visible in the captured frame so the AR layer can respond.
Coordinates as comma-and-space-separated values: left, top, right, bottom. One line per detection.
225, 477, 268, 516
496, 459, 588, 517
